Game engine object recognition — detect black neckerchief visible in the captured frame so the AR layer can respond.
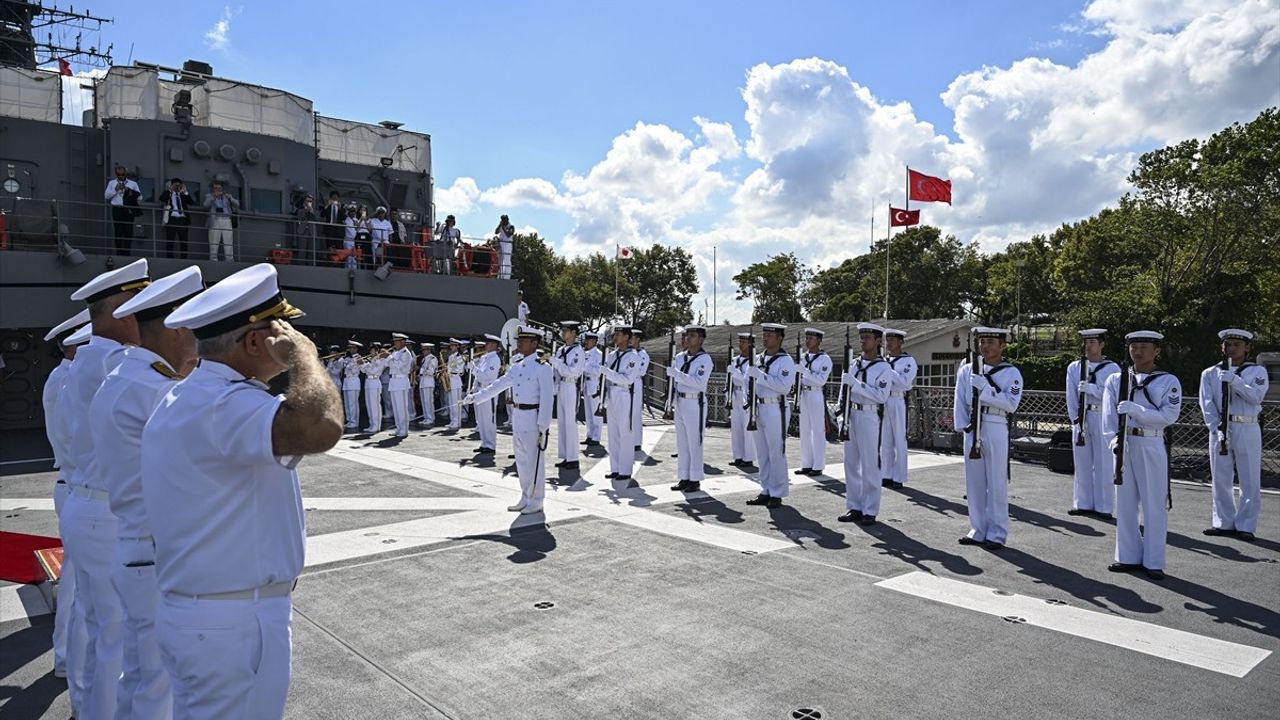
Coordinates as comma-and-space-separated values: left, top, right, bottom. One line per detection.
680, 350, 706, 374
1087, 357, 1115, 382
855, 356, 884, 382
888, 353, 912, 369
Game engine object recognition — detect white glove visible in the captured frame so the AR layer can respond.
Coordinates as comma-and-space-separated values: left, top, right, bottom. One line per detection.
1229, 373, 1247, 388
1116, 400, 1142, 416
461, 394, 476, 406
747, 366, 766, 382
1078, 381, 1098, 396
1109, 437, 1118, 453
539, 425, 552, 436
840, 371, 858, 386
970, 375, 990, 393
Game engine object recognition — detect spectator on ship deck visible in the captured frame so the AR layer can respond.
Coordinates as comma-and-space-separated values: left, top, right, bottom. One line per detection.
370, 206, 392, 266
495, 214, 515, 279
202, 180, 240, 261
435, 214, 462, 275
321, 191, 345, 252
353, 206, 373, 268
294, 193, 319, 265
159, 177, 193, 259
342, 206, 359, 270
103, 164, 141, 256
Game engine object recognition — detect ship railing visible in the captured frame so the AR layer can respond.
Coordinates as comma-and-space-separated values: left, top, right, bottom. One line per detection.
0, 195, 508, 278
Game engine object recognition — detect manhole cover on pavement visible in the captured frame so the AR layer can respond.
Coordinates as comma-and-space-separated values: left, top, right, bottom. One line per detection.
1002, 615, 1027, 624
791, 708, 823, 720
533, 601, 555, 610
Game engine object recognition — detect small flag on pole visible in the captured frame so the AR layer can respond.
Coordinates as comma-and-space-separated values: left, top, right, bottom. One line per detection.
57, 59, 73, 76
617, 246, 634, 261
889, 207, 920, 227
907, 169, 952, 204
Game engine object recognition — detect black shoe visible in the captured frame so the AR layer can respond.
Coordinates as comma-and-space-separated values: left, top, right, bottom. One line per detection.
1090, 511, 1114, 520
634, 445, 642, 452
605, 472, 619, 479
806, 469, 823, 477
958, 536, 981, 546
1143, 567, 1166, 580
1236, 531, 1256, 542
508, 454, 516, 459
729, 459, 743, 467
685, 482, 701, 493
745, 494, 770, 506
1067, 508, 1088, 516
554, 460, 567, 468
794, 468, 812, 476
560, 461, 579, 470
616, 475, 632, 482
838, 510, 862, 523
1108, 562, 1142, 573
671, 479, 690, 491
881, 478, 894, 488
478, 447, 495, 454
889, 481, 904, 489
1203, 527, 1233, 536
766, 497, 783, 509
474, 447, 488, 453
983, 540, 1004, 550
858, 515, 877, 527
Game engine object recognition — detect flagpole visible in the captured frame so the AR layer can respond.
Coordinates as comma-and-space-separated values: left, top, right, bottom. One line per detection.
884, 203, 890, 320
614, 244, 620, 319
712, 244, 717, 326
905, 164, 910, 212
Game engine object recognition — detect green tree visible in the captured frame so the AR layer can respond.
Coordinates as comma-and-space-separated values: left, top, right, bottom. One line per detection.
510, 233, 565, 323
983, 235, 1064, 327
550, 253, 619, 333
618, 244, 699, 336
734, 253, 810, 322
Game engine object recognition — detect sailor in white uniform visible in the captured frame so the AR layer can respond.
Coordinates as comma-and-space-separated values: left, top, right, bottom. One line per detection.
41, 310, 91, 699
794, 328, 833, 477
954, 327, 1024, 549
1065, 328, 1121, 517
144, 263, 343, 719
838, 323, 893, 525
470, 334, 503, 453
630, 329, 651, 454
746, 323, 796, 508
1104, 330, 1181, 580
602, 326, 645, 482
581, 331, 605, 447
92, 266, 203, 720
668, 325, 714, 492
59, 257, 150, 720
446, 339, 466, 430
726, 332, 757, 467
324, 345, 343, 388
464, 325, 554, 513
517, 291, 529, 324
386, 332, 415, 437
1199, 328, 1267, 542
359, 343, 387, 433
879, 328, 917, 489
340, 341, 363, 429
551, 321, 585, 470
417, 342, 438, 426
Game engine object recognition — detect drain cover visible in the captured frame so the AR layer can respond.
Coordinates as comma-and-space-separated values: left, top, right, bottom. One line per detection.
533, 601, 555, 610
1045, 598, 1067, 606
791, 709, 823, 720
993, 590, 1012, 596
1002, 615, 1027, 624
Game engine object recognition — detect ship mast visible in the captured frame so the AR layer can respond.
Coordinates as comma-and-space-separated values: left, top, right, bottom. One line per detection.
0, 0, 112, 70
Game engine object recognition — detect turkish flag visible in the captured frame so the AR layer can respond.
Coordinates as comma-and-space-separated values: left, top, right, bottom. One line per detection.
889, 207, 920, 227
57, 59, 73, 76
908, 169, 952, 204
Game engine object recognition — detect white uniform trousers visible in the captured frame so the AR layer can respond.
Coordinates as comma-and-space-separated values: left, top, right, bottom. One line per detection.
512, 421, 547, 508
54, 481, 89, 710
607, 386, 636, 477
342, 388, 360, 428
61, 491, 125, 720
844, 409, 883, 515
381, 380, 393, 422
631, 383, 645, 450
674, 394, 707, 482
1115, 435, 1169, 569
112, 537, 172, 720
879, 395, 908, 483
389, 388, 411, 436
556, 383, 580, 461
207, 217, 234, 261
418, 383, 435, 426
583, 376, 603, 441
751, 400, 791, 498
158, 593, 292, 720
962, 416, 1010, 544
448, 377, 463, 428
729, 390, 755, 463
1071, 411, 1112, 513
797, 388, 827, 472
363, 380, 382, 432
1209, 422, 1262, 534
475, 397, 498, 450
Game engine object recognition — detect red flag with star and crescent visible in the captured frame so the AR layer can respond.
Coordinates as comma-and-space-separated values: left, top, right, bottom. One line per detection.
889, 207, 920, 227
908, 169, 952, 204
57, 59, 73, 76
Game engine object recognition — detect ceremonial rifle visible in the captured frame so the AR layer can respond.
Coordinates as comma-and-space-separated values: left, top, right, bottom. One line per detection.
662, 328, 676, 421
968, 339, 984, 460
594, 343, 607, 421
1075, 343, 1088, 447
745, 325, 758, 432
723, 332, 734, 412
838, 325, 852, 442
1113, 363, 1132, 485
1218, 355, 1232, 456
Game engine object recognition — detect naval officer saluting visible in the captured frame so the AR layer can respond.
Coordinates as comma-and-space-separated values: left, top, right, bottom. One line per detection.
142, 263, 343, 719
1200, 329, 1268, 541
464, 325, 554, 513
91, 266, 203, 720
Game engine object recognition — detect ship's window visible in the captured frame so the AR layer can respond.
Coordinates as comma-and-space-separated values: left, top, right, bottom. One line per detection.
250, 189, 283, 214
184, 182, 202, 202
136, 178, 157, 203
390, 183, 408, 208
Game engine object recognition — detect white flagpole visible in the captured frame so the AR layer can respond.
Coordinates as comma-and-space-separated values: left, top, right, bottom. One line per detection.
615, 244, 620, 319
883, 203, 890, 320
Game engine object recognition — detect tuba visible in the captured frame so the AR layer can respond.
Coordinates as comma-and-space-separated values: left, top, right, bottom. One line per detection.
437, 349, 452, 393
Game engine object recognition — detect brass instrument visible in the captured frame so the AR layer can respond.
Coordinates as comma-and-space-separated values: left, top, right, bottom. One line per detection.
437, 348, 452, 393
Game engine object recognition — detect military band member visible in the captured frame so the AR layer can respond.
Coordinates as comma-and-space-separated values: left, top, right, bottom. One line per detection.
839, 323, 892, 525
341, 341, 363, 429
602, 326, 644, 481
360, 342, 388, 433
954, 327, 1023, 549
379, 342, 394, 425
387, 332, 415, 437
1065, 329, 1120, 517
92, 266, 203, 719
746, 323, 796, 508
417, 342, 438, 426
551, 322, 585, 469
880, 328, 917, 489
1104, 331, 1181, 579
1200, 328, 1267, 541
59, 257, 149, 719
464, 325, 553, 514
630, 329, 650, 453
446, 339, 466, 430
144, 262, 342, 719
668, 325, 713, 492
727, 332, 757, 467
794, 327, 832, 477
470, 334, 503, 453
581, 331, 604, 447
325, 345, 343, 388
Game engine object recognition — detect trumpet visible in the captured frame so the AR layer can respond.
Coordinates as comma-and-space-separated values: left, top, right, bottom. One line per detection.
437, 348, 452, 393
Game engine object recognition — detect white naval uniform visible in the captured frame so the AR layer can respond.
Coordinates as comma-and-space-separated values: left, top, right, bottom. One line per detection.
1065, 357, 1121, 513
517, 301, 529, 324
1199, 361, 1267, 534
379, 361, 394, 423
360, 356, 387, 432
470, 351, 502, 450
90, 346, 179, 720
632, 348, 651, 450
841, 357, 892, 517
879, 352, 918, 484
326, 357, 343, 389
340, 355, 362, 428
667, 349, 714, 482
601, 347, 644, 477
954, 359, 1024, 544
43, 358, 89, 706
418, 354, 438, 425
386, 347, 415, 436
748, 352, 797, 498
551, 343, 585, 461
582, 346, 604, 442
142, 361, 306, 720
796, 350, 833, 472
727, 354, 756, 463
447, 353, 466, 429
57, 334, 129, 720
1104, 368, 1181, 570
470, 355, 554, 509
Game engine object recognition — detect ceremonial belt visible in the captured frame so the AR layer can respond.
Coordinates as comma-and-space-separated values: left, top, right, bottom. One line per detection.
802, 384, 824, 391
1127, 427, 1163, 438
515, 403, 541, 410
390, 373, 409, 378
167, 579, 297, 602
676, 391, 703, 399
980, 407, 1007, 417
1229, 414, 1258, 423
69, 484, 109, 501
888, 391, 905, 398
848, 402, 880, 412
1085, 403, 1102, 412
756, 396, 784, 404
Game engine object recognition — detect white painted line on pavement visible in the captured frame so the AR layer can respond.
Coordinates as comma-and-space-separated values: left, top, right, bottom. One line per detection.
876, 571, 1272, 678
0, 583, 50, 623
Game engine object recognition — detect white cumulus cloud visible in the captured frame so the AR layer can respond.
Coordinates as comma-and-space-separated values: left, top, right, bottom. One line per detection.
204, 6, 238, 51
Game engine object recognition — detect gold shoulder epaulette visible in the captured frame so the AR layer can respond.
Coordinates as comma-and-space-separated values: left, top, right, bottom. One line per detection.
150, 361, 185, 380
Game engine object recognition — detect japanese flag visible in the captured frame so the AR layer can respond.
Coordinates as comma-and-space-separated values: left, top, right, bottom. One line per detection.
617, 246, 634, 260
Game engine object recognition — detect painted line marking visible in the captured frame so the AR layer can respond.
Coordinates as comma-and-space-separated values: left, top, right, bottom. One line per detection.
0, 583, 50, 623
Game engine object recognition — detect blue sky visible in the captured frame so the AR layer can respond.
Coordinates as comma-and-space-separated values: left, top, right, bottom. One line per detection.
61, 1, 1280, 322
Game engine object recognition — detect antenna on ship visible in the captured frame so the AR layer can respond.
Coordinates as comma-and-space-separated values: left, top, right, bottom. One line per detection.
0, 0, 114, 71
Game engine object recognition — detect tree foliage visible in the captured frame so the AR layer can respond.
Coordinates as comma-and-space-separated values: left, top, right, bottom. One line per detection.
733, 253, 810, 322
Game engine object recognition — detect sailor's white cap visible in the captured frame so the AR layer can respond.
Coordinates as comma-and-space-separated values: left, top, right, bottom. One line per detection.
517, 325, 542, 339
974, 327, 1011, 339
419, 341, 435, 348
482, 333, 503, 344
629, 328, 644, 337
44, 308, 90, 341
684, 325, 706, 335
114, 266, 203, 322
1218, 328, 1254, 342
447, 337, 462, 345
736, 331, 755, 340
761, 323, 786, 333
883, 328, 906, 339
70, 258, 150, 303
1125, 330, 1164, 343
582, 331, 599, 340
165, 263, 304, 339
347, 339, 363, 348
611, 325, 632, 334
803, 327, 824, 337
64, 324, 93, 346
391, 332, 409, 340
559, 321, 580, 329
1078, 328, 1107, 339
857, 322, 885, 335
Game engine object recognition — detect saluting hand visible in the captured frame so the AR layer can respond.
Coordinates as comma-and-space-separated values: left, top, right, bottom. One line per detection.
264, 321, 314, 367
